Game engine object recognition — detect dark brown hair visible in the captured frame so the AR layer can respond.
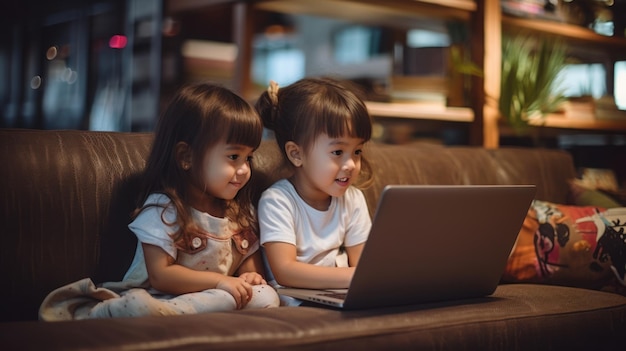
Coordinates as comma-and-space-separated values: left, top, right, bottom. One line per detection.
255, 77, 373, 187
134, 83, 263, 250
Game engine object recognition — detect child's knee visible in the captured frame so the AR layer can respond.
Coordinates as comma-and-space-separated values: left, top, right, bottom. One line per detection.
246, 284, 280, 309
176, 289, 237, 313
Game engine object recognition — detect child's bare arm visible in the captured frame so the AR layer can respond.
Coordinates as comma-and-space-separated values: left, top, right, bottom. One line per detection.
264, 242, 354, 289
236, 251, 267, 285
345, 243, 365, 267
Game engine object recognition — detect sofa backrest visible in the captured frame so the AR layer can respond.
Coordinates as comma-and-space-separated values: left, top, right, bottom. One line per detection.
253, 141, 577, 216
0, 130, 152, 321
358, 143, 577, 215
0, 129, 576, 321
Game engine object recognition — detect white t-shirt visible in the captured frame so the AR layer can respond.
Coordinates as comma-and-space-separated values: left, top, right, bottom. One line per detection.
258, 179, 371, 269
108, 193, 259, 292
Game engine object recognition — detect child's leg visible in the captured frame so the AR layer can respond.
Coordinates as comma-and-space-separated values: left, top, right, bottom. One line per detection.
160, 288, 238, 314
244, 284, 280, 309
87, 288, 179, 318
163, 285, 279, 313
88, 288, 237, 317
87, 285, 278, 318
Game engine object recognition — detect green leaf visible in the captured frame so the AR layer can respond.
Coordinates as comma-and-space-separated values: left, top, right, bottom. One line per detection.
499, 34, 568, 134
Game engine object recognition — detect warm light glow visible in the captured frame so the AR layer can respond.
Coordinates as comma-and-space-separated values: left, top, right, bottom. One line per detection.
46, 46, 58, 60
109, 35, 127, 49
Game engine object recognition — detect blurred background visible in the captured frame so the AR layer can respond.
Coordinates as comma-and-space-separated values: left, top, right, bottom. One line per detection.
1, 0, 625, 139
1, 0, 474, 133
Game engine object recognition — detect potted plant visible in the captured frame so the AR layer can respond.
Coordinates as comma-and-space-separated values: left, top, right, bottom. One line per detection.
499, 34, 568, 135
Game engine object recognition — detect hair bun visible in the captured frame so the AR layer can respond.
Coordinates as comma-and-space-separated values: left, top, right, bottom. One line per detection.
267, 80, 279, 106
259, 80, 280, 130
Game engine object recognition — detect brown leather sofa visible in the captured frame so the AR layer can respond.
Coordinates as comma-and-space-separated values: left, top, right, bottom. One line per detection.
1, 129, 625, 350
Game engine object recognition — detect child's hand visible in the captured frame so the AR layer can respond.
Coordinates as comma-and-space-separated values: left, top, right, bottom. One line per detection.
239, 272, 267, 286
216, 276, 253, 309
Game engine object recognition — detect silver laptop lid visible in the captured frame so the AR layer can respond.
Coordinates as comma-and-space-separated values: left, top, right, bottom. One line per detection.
343, 184, 535, 309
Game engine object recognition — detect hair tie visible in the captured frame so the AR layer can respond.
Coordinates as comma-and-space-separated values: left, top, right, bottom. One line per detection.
267, 80, 279, 106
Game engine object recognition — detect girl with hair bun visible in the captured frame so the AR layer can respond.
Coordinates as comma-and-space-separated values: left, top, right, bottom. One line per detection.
255, 77, 374, 300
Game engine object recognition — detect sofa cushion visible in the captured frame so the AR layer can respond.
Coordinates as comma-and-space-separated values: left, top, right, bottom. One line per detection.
1, 284, 625, 350
504, 200, 626, 295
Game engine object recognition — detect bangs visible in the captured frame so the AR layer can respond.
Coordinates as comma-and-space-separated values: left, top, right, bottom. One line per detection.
195, 89, 263, 150
311, 92, 372, 143
224, 109, 263, 148
278, 77, 373, 152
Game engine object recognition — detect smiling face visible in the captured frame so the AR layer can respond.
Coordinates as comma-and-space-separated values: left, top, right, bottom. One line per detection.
185, 141, 255, 215
288, 133, 364, 210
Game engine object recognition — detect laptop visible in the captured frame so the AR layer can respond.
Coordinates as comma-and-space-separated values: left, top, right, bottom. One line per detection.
277, 184, 536, 309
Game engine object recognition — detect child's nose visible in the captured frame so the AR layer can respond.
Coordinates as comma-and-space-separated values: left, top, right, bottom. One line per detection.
342, 157, 356, 171
237, 162, 250, 175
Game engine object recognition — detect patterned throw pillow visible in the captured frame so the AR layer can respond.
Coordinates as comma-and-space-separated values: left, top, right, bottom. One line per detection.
503, 200, 626, 295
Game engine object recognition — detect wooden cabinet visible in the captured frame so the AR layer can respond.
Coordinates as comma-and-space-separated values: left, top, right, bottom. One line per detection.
166, 0, 626, 147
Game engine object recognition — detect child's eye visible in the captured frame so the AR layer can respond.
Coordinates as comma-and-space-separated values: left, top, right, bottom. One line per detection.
228, 154, 253, 163
331, 150, 343, 156
355, 149, 363, 156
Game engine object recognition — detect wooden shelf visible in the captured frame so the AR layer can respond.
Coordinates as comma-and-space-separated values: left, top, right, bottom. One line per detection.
365, 101, 474, 122
165, 0, 624, 147
528, 114, 626, 132
254, 0, 474, 26
502, 15, 626, 59
170, 0, 477, 14
410, 0, 476, 12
